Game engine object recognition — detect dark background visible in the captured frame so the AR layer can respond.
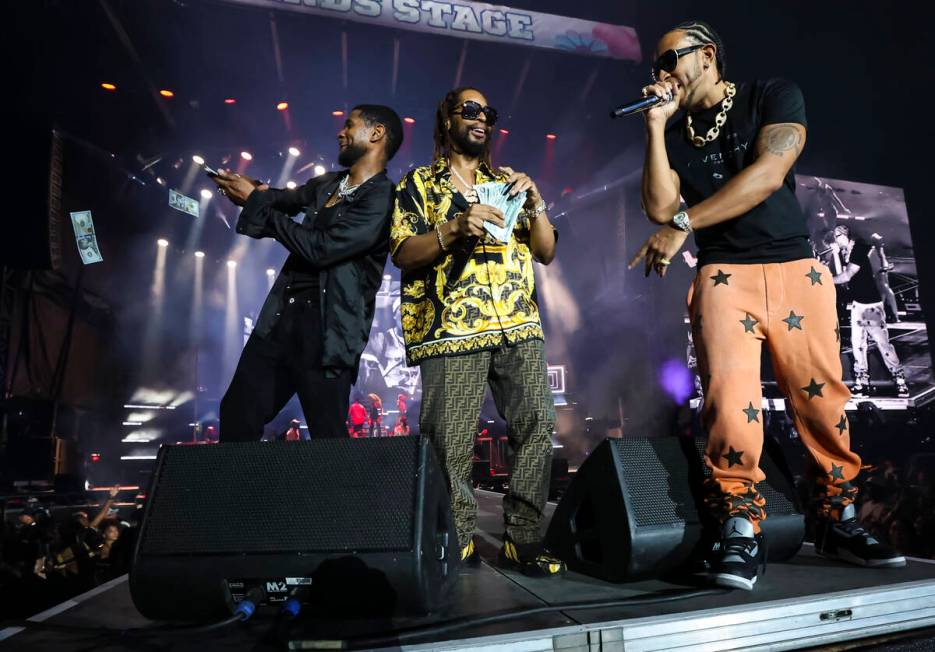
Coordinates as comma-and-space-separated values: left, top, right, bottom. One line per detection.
3, 1, 933, 476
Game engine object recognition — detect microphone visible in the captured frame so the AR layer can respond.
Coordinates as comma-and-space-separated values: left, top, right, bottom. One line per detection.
610, 93, 672, 119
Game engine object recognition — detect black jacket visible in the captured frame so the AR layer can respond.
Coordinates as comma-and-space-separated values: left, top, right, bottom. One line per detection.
236, 170, 394, 379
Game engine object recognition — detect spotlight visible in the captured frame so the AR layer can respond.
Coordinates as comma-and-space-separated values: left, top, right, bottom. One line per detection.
227, 260, 237, 268
101, 82, 117, 91
224, 98, 236, 104
192, 155, 205, 165
286, 181, 297, 189
288, 146, 301, 157
159, 89, 175, 98
200, 189, 213, 199
314, 164, 326, 176
156, 177, 165, 185
332, 110, 345, 117
499, 128, 510, 135
277, 102, 289, 111
194, 251, 205, 258
403, 117, 416, 124
546, 133, 557, 140
157, 238, 169, 248
266, 268, 276, 276
240, 151, 253, 161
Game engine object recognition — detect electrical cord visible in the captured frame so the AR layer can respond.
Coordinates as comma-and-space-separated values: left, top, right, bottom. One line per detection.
292, 586, 728, 650
7, 586, 267, 639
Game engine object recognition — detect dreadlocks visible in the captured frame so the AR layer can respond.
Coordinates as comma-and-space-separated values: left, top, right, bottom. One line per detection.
432, 86, 493, 169
672, 20, 726, 81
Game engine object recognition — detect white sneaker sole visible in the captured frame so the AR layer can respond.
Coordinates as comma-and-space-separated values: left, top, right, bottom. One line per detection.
818, 548, 907, 568
711, 572, 756, 591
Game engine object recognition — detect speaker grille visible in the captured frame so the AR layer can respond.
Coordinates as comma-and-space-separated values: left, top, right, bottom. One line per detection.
140, 439, 419, 555
612, 439, 698, 527
694, 437, 799, 514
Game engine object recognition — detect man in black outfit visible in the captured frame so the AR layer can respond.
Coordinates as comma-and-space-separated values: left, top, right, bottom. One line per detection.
213, 105, 403, 441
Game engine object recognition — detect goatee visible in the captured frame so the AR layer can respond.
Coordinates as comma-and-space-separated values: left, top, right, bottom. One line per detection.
449, 124, 486, 158
338, 142, 367, 167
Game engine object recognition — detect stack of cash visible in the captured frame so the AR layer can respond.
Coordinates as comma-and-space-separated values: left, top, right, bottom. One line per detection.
473, 182, 527, 243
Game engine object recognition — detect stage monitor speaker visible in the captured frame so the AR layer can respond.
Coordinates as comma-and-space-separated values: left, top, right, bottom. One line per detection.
129, 437, 458, 621
546, 436, 804, 582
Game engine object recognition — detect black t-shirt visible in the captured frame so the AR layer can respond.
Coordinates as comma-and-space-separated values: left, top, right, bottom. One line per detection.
665, 78, 812, 266
840, 241, 881, 304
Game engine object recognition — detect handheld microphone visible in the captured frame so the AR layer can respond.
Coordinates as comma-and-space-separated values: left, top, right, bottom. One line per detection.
610, 94, 672, 119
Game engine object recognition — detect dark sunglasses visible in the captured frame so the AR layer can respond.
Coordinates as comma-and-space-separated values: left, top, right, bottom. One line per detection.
651, 44, 705, 81
451, 100, 499, 127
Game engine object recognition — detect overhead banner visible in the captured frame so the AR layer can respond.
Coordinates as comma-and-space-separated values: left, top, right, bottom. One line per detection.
221, 0, 641, 61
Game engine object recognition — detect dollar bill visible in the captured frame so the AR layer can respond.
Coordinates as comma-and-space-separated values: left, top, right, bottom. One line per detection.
69, 210, 103, 265
75, 234, 103, 265
169, 188, 200, 218
70, 210, 95, 237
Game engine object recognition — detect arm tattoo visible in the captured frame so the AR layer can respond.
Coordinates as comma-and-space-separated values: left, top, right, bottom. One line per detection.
761, 125, 803, 157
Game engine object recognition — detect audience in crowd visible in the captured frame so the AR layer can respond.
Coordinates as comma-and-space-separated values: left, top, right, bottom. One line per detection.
852, 458, 935, 559
0, 488, 138, 618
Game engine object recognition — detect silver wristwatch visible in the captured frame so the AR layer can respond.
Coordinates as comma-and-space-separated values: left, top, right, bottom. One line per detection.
671, 211, 692, 233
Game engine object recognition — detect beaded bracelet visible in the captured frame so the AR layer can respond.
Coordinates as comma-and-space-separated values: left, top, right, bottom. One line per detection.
435, 223, 449, 252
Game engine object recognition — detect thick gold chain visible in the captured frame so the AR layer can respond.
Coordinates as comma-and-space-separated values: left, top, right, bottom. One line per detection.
686, 81, 737, 148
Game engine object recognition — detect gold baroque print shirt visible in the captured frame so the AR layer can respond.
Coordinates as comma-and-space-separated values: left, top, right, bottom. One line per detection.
391, 158, 545, 365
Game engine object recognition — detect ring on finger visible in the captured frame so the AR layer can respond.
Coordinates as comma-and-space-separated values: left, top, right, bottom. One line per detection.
659, 258, 671, 266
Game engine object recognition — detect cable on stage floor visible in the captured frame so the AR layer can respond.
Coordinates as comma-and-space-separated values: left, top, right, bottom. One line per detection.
289, 586, 729, 650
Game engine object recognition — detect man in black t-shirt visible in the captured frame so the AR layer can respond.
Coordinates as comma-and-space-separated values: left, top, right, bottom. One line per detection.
830, 226, 908, 397
629, 20, 904, 590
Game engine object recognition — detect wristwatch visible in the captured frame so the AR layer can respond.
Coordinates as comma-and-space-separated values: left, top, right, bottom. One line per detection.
671, 210, 693, 233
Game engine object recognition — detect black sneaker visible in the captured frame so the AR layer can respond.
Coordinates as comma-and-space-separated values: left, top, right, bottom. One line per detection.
499, 535, 565, 577
460, 537, 480, 566
815, 504, 906, 568
895, 376, 910, 398
851, 375, 870, 397
709, 517, 766, 591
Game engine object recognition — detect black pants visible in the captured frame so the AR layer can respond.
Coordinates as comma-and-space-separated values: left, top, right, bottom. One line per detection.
219, 296, 352, 441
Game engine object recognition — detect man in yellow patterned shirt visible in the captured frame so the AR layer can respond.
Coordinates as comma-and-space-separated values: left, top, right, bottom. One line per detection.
391, 87, 562, 577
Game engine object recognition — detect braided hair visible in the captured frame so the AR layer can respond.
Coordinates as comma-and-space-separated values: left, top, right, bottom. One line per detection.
672, 21, 726, 81
432, 87, 493, 169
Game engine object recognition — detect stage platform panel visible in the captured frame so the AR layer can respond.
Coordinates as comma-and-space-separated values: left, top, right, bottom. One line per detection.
1, 490, 934, 652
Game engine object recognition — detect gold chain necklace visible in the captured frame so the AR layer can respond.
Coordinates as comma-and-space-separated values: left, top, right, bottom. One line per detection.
686, 81, 737, 148
449, 165, 479, 203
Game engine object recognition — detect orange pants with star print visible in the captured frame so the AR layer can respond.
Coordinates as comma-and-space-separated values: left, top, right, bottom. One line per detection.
688, 258, 861, 533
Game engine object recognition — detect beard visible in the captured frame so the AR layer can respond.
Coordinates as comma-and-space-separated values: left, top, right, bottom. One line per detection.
448, 123, 487, 158
338, 141, 368, 167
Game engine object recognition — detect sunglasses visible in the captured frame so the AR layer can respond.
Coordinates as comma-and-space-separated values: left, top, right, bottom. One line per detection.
651, 44, 705, 81
451, 100, 499, 127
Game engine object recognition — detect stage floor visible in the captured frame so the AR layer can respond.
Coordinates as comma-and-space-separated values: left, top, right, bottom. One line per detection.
2, 490, 935, 651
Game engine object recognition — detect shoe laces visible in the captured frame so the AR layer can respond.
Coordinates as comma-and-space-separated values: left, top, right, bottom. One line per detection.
723, 537, 757, 557
836, 518, 869, 538
722, 535, 767, 574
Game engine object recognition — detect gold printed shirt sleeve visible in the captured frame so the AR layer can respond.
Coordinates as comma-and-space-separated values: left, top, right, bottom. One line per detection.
390, 171, 430, 257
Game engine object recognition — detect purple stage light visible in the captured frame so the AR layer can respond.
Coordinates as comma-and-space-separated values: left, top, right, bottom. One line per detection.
658, 359, 693, 404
